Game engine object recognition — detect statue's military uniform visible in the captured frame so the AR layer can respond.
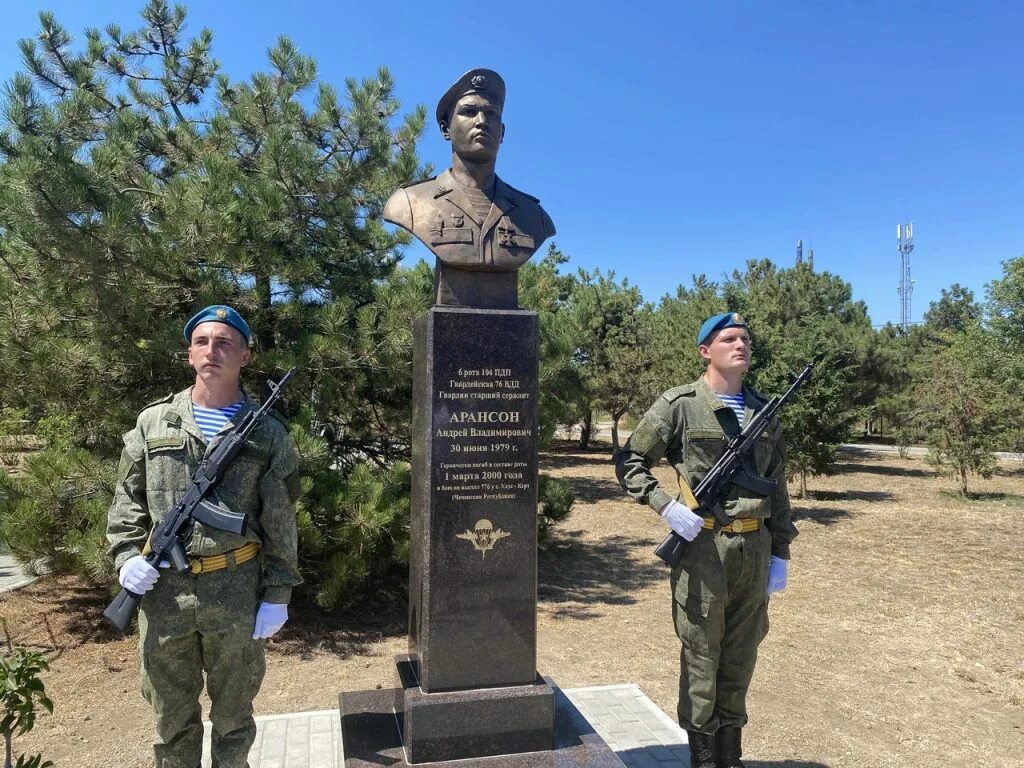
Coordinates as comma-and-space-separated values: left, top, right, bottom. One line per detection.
107, 388, 302, 768
616, 376, 797, 735
384, 169, 555, 307
385, 168, 554, 271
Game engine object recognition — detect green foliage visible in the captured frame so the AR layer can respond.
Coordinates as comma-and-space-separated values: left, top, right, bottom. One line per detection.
0, 4, 433, 603
518, 246, 584, 446
0, 647, 54, 768
721, 261, 874, 495
915, 331, 1004, 495
295, 435, 412, 609
0, 428, 114, 582
562, 268, 657, 450
984, 256, 1024, 453
537, 473, 574, 541
922, 283, 980, 334
650, 276, 725, 388
986, 256, 1024, 350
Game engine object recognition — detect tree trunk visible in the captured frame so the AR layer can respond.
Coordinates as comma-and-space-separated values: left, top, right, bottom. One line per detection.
610, 407, 627, 458
960, 467, 969, 496
800, 468, 808, 499
577, 409, 592, 450
254, 271, 275, 401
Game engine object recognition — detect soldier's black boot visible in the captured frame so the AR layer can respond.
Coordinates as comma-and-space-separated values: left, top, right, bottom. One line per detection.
716, 726, 745, 767
687, 730, 717, 768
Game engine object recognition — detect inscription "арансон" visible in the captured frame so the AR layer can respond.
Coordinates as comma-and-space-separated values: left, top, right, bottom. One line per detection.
447, 411, 521, 423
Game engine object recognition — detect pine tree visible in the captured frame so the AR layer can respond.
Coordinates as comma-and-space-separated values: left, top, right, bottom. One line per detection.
0, 3, 432, 604
564, 268, 655, 451
722, 260, 874, 496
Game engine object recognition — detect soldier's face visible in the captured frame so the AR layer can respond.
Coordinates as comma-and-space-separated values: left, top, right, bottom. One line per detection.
443, 93, 504, 162
699, 327, 751, 375
188, 322, 250, 384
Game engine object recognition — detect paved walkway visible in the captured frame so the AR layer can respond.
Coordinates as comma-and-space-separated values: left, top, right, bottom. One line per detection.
0, 552, 37, 592
202, 684, 689, 768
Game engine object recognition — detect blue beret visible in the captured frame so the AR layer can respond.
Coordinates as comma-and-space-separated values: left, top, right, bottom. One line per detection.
183, 305, 251, 345
696, 312, 748, 347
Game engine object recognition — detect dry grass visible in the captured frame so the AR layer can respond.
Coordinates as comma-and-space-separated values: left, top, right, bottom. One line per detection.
2, 445, 1022, 767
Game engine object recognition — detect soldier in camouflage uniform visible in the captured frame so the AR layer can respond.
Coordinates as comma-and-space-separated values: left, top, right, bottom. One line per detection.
107, 306, 302, 768
616, 312, 797, 768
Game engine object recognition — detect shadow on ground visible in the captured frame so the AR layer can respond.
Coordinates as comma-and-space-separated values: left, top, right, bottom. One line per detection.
832, 461, 934, 479
0, 577, 118, 652
539, 531, 663, 620
807, 489, 894, 502
939, 489, 1024, 505
279, 592, 407, 660
618, 746, 830, 768
541, 443, 614, 469
2, 574, 410, 661
541, 445, 624, 505
790, 506, 850, 526
563, 474, 627, 505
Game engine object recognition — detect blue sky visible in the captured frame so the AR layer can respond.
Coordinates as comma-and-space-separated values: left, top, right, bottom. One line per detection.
3, 1, 1022, 326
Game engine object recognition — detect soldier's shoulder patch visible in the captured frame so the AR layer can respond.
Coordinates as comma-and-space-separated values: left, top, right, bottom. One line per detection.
139, 393, 174, 414
628, 418, 665, 456
400, 175, 437, 190
662, 384, 696, 403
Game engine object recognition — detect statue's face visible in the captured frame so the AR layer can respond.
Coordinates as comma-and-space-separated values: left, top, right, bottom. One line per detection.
443, 93, 504, 163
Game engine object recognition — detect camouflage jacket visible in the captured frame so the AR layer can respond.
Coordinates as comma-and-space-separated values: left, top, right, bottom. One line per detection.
106, 387, 303, 603
616, 376, 798, 559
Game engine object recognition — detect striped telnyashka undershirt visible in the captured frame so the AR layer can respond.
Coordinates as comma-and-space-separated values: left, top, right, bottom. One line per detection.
715, 392, 745, 427
192, 401, 244, 441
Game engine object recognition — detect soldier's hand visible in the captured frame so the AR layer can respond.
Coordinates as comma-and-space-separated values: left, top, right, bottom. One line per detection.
253, 602, 289, 639
766, 556, 788, 595
118, 555, 160, 594
660, 500, 703, 542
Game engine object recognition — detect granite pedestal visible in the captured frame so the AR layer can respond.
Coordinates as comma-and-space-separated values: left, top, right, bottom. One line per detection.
339, 681, 624, 767
339, 307, 617, 765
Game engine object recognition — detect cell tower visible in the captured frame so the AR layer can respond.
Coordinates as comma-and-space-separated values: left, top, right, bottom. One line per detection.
897, 223, 915, 331
795, 239, 815, 270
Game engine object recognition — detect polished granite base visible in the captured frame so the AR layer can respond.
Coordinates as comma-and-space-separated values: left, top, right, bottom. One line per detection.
395, 655, 554, 762
338, 678, 624, 767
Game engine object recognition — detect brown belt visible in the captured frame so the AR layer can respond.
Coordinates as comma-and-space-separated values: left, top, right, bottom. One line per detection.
189, 541, 260, 574
702, 517, 761, 534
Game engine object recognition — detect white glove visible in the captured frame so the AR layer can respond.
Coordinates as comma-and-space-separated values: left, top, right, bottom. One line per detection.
660, 500, 704, 542
252, 602, 289, 639
767, 556, 788, 595
118, 555, 160, 594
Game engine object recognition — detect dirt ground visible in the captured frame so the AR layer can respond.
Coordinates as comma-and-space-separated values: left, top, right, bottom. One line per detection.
3, 444, 1023, 767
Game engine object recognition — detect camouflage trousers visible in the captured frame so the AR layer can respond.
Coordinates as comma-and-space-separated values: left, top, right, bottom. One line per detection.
671, 524, 772, 734
138, 557, 265, 768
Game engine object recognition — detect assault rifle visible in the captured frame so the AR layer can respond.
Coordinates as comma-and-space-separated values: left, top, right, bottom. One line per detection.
654, 363, 813, 568
104, 368, 296, 631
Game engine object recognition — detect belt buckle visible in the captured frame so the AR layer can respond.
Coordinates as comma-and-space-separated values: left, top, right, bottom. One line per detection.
730, 519, 745, 533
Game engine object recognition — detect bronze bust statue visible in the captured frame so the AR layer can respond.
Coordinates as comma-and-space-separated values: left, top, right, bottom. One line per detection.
384, 69, 555, 309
